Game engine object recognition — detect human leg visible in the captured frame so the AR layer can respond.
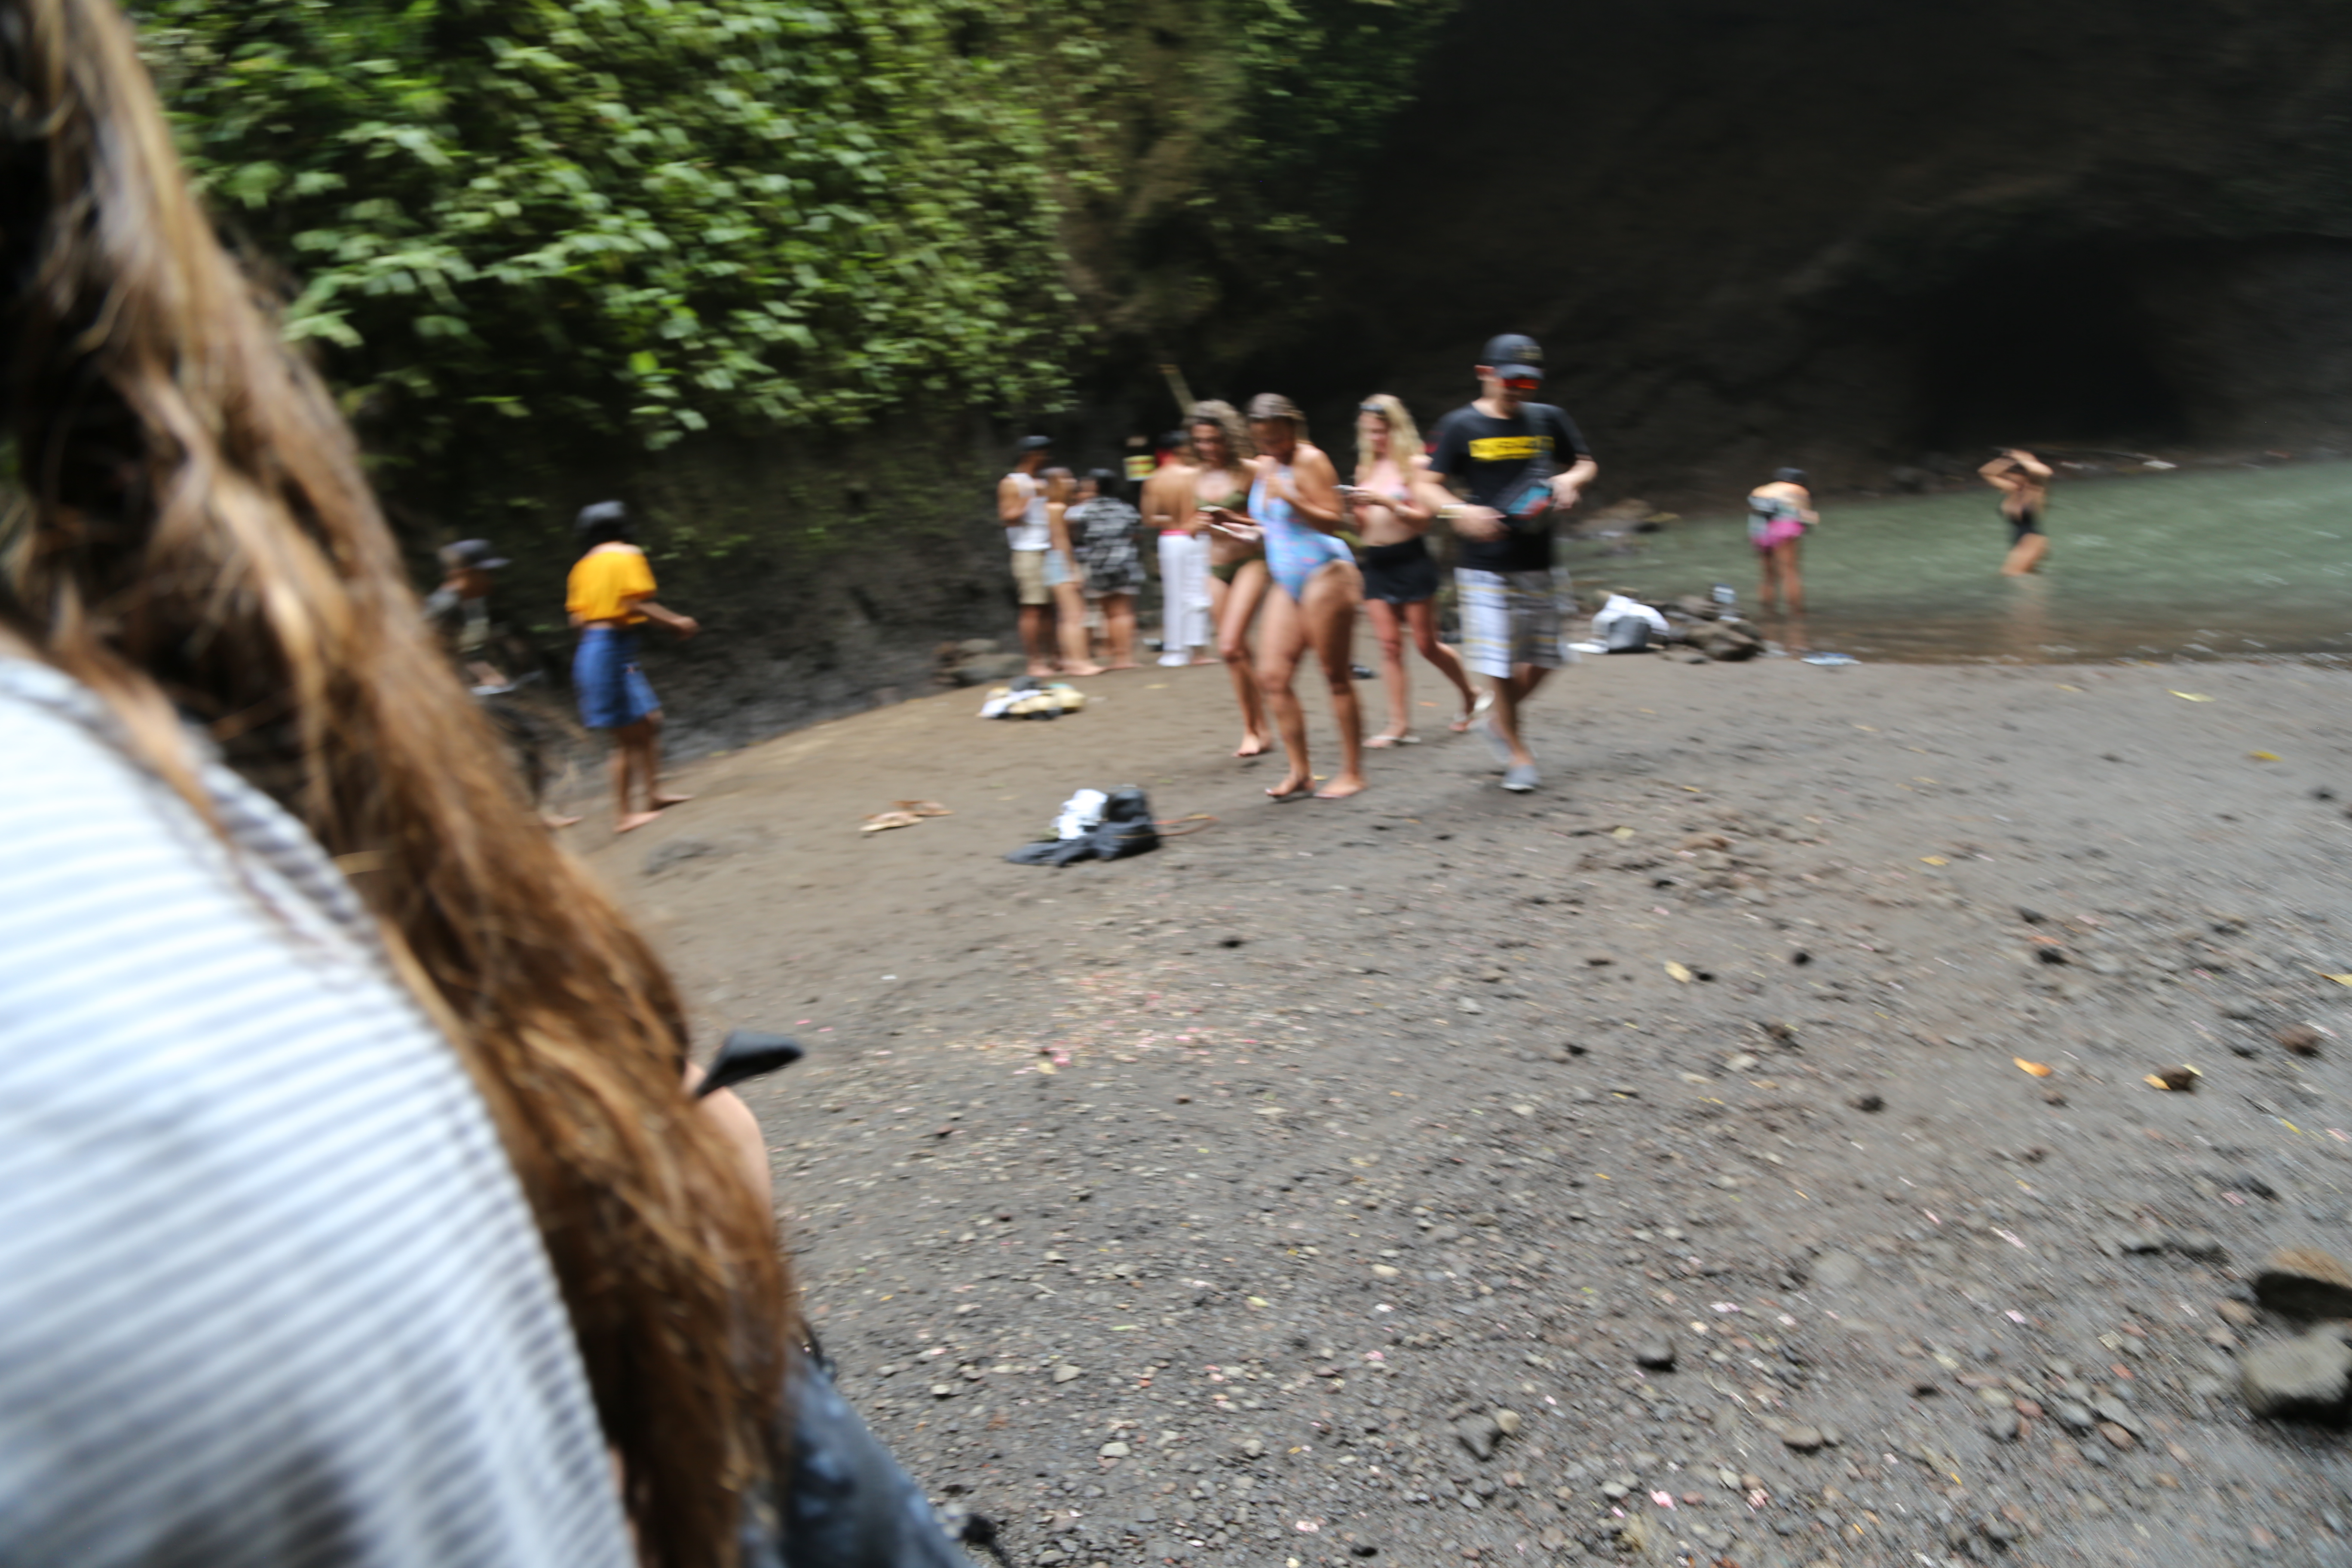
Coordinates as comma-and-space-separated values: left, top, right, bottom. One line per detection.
1254, 586, 1314, 797
1102, 592, 1138, 668
1757, 545, 1780, 613
1156, 535, 1194, 665
1405, 598, 1477, 726
1052, 577, 1102, 675
1302, 561, 1367, 798
1778, 538, 1805, 614
642, 710, 691, 810
683, 1064, 774, 1218
1013, 550, 1054, 674
1465, 569, 1563, 786
2002, 528, 2048, 576
1363, 596, 1412, 744
612, 718, 660, 832
1216, 560, 1272, 756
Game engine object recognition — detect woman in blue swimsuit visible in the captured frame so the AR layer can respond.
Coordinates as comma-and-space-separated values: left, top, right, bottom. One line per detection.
1200, 393, 1366, 799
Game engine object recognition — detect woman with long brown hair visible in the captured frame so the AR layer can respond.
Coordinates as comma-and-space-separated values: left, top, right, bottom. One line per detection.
0, 5, 931, 1564
1188, 399, 1273, 757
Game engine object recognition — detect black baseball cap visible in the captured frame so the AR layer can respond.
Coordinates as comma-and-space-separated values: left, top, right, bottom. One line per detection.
1479, 333, 1545, 381
444, 538, 510, 570
575, 499, 631, 538
1016, 434, 1054, 453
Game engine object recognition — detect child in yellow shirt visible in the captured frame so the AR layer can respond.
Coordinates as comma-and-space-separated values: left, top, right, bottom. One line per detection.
567, 502, 699, 833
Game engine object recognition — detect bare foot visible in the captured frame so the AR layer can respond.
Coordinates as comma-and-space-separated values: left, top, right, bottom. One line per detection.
1060, 662, 1106, 677
650, 792, 694, 808
1105, 661, 1140, 671
1189, 655, 1220, 666
614, 810, 662, 834
1314, 772, 1368, 800
540, 812, 584, 830
1026, 662, 1058, 677
1265, 771, 1314, 800
1234, 732, 1271, 759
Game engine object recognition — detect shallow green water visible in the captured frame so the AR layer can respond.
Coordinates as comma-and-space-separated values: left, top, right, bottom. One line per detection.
1558, 461, 2352, 662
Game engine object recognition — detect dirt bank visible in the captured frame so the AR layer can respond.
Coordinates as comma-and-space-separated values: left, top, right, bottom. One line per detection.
581, 651, 2352, 1566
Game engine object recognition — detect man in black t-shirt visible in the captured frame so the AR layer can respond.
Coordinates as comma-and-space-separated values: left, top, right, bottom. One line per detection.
1425, 333, 1598, 793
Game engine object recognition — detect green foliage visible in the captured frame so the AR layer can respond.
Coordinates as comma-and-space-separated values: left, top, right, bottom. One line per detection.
132, 0, 1460, 472
137, 0, 1120, 450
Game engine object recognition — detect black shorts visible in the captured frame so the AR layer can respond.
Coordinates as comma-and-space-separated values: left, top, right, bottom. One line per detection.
1360, 537, 1441, 605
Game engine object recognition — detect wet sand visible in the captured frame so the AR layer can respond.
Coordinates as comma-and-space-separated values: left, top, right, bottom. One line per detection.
581, 652, 2352, 1566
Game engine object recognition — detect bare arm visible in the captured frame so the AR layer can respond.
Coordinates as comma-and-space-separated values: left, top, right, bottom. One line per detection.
1551, 454, 1598, 510
626, 597, 699, 639
2010, 452, 2054, 481
997, 474, 1029, 527
1283, 445, 1348, 533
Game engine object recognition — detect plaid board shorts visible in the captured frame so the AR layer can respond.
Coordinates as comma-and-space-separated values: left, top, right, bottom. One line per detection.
1456, 567, 1572, 679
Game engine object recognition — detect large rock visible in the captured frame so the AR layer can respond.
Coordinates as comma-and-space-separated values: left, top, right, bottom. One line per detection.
2241, 1330, 2352, 1421
2254, 1248, 2352, 1320
1687, 622, 1764, 662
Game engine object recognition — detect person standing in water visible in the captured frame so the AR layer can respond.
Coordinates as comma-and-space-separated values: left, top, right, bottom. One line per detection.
1185, 401, 1274, 756
567, 502, 698, 833
1203, 394, 1366, 799
1068, 469, 1145, 669
998, 435, 1058, 674
1347, 394, 1481, 746
1426, 334, 1597, 793
1746, 466, 1817, 615
1979, 448, 2054, 575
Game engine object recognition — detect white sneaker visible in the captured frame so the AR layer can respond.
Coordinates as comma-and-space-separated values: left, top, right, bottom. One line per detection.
1502, 762, 1540, 793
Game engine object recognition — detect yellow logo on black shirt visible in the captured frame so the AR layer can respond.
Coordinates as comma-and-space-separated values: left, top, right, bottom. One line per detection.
1467, 435, 1554, 461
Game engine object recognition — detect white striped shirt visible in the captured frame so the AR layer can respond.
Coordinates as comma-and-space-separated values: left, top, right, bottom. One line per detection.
0, 660, 631, 1567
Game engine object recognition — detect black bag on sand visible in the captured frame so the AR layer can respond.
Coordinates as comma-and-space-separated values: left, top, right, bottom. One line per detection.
1004, 786, 1160, 866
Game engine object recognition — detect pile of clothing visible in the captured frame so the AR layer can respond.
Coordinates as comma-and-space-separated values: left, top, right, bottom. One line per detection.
977, 678, 1087, 720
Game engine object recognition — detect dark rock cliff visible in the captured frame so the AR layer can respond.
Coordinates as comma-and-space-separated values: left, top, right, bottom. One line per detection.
1239, 0, 2352, 499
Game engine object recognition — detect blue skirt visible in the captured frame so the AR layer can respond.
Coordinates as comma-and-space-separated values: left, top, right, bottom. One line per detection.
573, 626, 659, 730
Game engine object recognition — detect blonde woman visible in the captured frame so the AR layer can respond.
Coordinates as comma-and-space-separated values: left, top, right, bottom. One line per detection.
1346, 393, 1481, 746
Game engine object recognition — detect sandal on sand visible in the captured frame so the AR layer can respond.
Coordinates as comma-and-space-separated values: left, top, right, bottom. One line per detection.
893, 800, 954, 817
1450, 690, 1495, 732
860, 810, 923, 833
1365, 732, 1421, 749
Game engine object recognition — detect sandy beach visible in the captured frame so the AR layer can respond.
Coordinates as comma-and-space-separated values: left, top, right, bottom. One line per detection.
582, 652, 2352, 1566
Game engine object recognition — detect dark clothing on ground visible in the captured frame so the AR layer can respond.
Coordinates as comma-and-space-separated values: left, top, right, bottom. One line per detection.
1360, 536, 1441, 605
1426, 401, 1592, 574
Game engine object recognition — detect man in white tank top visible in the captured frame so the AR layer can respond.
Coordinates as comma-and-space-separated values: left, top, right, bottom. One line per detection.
997, 435, 1057, 675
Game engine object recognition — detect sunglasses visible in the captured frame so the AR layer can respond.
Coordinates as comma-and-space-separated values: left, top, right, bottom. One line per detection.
1501, 376, 1541, 392
1358, 404, 1387, 415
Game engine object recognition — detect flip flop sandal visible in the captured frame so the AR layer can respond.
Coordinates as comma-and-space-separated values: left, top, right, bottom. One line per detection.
893, 800, 954, 817
1365, 732, 1421, 748
860, 811, 922, 833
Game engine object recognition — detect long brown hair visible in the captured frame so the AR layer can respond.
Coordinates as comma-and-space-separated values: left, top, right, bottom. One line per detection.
0, 3, 784, 1563
1185, 398, 1254, 475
